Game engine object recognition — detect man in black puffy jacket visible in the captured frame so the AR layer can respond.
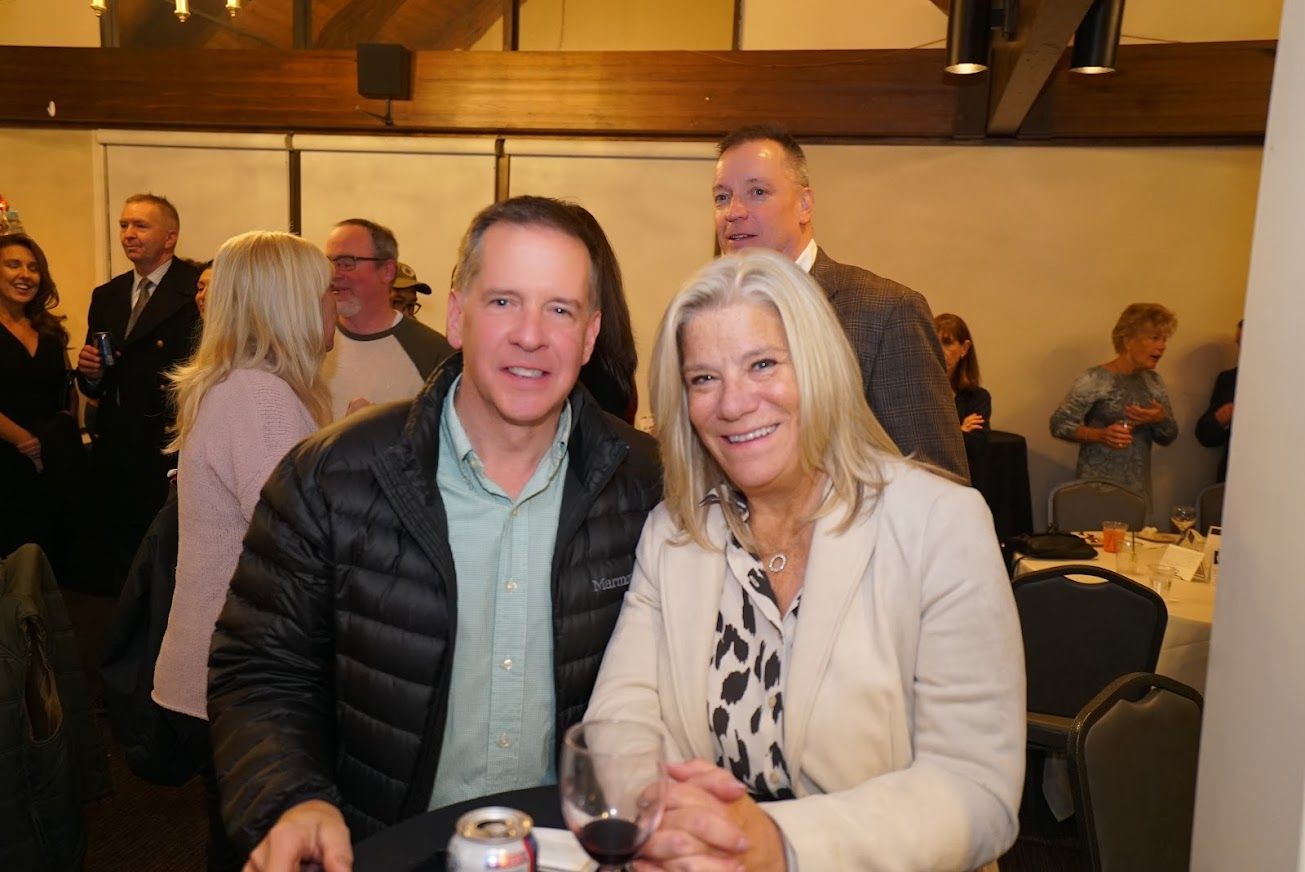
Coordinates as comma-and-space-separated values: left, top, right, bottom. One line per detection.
207, 197, 662, 869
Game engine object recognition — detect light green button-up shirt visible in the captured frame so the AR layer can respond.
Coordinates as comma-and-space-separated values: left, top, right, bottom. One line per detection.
428, 377, 571, 810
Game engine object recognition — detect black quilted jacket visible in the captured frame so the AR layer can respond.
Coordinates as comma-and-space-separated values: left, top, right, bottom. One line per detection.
207, 355, 662, 853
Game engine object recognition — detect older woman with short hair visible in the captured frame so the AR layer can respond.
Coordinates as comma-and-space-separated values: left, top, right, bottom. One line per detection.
1050, 302, 1179, 506
585, 250, 1024, 871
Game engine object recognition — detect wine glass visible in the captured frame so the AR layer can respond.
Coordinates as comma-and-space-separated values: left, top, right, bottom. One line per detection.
1171, 504, 1197, 536
560, 720, 667, 871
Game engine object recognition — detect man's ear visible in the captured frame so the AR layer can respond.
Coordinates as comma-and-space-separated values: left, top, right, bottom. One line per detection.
797, 186, 814, 228
446, 288, 465, 349
381, 259, 397, 286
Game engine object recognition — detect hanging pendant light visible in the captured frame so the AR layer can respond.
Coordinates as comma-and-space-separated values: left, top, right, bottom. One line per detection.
90, 0, 108, 16
1071, 0, 1127, 74
226, 0, 242, 17
945, 0, 991, 75
174, 0, 190, 23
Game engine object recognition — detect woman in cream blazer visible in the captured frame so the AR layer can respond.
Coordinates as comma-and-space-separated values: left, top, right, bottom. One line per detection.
585, 251, 1025, 871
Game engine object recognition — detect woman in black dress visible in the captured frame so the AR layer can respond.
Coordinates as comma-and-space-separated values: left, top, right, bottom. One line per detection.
935, 313, 991, 485
0, 233, 81, 567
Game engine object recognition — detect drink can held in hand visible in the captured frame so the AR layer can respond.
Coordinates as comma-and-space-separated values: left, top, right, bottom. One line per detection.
92, 331, 116, 368
448, 807, 537, 871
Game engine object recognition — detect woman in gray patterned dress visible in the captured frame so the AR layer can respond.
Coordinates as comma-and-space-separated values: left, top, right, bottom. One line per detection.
1050, 303, 1179, 506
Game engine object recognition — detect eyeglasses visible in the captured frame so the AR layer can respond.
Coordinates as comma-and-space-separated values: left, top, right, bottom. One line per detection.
329, 255, 388, 271
391, 295, 421, 317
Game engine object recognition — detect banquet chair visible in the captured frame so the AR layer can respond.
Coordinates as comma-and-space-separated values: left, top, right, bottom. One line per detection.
1048, 479, 1147, 533
1197, 482, 1225, 534
1068, 672, 1203, 872
1012, 566, 1167, 752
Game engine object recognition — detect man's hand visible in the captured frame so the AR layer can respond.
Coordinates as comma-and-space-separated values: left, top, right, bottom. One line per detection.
635, 760, 785, 872
960, 413, 985, 433
1214, 401, 1234, 427
77, 344, 103, 380
243, 800, 352, 872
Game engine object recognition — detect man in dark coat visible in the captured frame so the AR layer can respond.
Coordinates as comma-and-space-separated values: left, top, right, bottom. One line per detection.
76, 194, 200, 592
1195, 319, 1241, 482
208, 197, 662, 868
712, 125, 968, 481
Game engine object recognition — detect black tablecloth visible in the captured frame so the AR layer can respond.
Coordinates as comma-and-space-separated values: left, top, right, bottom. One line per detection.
354, 786, 564, 872
975, 430, 1034, 542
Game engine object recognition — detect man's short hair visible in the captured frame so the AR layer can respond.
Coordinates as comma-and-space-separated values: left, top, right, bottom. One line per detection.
334, 218, 399, 263
125, 193, 181, 232
451, 196, 599, 311
716, 124, 810, 187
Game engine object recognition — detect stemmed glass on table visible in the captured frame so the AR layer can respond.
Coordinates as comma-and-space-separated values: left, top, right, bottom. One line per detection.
560, 720, 667, 871
1171, 505, 1197, 536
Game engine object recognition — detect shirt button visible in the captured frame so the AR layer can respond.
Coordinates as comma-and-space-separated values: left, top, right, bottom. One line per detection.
770, 694, 779, 709
497, 733, 511, 749
768, 772, 780, 785
501, 658, 514, 671
505, 579, 518, 592
510, 508, 518, 518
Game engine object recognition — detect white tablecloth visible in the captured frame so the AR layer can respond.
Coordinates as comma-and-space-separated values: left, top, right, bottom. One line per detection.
1013, 541, 1215, 694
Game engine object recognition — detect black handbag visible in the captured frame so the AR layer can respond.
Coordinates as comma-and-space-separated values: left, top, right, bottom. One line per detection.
1009, 532, 1098, 560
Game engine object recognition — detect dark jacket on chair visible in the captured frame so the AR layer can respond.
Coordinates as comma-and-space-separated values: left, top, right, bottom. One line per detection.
0, 544, 112, 870
208, 354, 663, 854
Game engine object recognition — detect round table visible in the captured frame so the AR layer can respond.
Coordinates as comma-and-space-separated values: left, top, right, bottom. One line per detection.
353, 786, 564, 871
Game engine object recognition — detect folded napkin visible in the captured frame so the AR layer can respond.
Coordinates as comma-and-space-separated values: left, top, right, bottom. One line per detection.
534, 827, 598, 872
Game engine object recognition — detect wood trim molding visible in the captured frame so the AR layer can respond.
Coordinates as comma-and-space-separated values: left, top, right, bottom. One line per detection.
0, 43, 1272, 141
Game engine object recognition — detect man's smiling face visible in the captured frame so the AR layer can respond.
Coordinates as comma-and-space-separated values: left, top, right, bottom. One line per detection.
712, 138, 814, 261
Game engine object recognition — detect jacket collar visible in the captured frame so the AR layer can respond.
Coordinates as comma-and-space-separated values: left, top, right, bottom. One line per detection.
120, 261, 196, 346
369, 354, 630, 577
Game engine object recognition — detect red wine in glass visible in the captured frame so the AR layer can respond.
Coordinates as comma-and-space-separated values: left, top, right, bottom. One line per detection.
577, 818, 642, 867
560, 720, 667, 871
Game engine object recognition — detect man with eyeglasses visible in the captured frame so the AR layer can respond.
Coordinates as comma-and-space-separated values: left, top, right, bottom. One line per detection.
321, 219, 452, 419
390, 261, 430, 318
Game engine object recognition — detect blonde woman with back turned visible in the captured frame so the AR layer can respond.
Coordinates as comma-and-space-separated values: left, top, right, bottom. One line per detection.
151, 230, 335, 871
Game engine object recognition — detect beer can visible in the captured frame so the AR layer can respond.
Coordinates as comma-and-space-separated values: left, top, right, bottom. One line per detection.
92, 331, 116, 368
447, 806, 538, 872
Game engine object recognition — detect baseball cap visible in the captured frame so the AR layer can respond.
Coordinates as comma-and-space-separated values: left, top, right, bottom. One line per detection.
393, 262, 432, 295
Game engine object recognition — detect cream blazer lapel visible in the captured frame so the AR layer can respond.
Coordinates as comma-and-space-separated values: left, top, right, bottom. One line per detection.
660, 511, 728, 762
781, 499, 881, 781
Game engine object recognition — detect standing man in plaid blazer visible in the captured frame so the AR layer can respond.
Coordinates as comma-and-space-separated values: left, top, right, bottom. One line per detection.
712, 125, 969, 481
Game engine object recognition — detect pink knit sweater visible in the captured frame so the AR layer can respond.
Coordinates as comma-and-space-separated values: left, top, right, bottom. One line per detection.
152, 368, 317, 720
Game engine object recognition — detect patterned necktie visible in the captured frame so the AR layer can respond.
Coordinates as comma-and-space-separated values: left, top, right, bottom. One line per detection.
125, 277, 153, 337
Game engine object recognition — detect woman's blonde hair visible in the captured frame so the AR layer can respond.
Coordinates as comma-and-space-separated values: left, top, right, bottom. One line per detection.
1111, 302, 1178, 353
167, 231, 332, 452
650, 249, 901, 552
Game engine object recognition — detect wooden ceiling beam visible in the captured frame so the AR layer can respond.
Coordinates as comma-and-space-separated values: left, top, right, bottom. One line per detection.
0, 43, 1271, 141
987, 0, 1096, 135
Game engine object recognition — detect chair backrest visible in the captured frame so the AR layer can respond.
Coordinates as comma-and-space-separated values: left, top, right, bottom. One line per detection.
1069, 672, 1203, 872
1049, 479, 1148, 532
1197, 482, 1225, 534
1013, 566, 1167, 718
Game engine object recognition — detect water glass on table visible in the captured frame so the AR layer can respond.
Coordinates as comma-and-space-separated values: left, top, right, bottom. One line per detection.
1149, 564, 1178, 599
560, 720, 667, 871
1102, 520, 1128, 554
